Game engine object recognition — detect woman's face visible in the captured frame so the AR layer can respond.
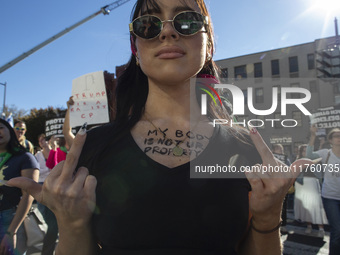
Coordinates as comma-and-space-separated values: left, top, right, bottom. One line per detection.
0, 123, 11, 149
330, 132, 340, 146
135, 0, 209, 85
38, 136, 47, 148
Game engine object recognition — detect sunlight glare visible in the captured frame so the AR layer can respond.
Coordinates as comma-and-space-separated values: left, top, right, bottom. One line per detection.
309, 0, 340, 16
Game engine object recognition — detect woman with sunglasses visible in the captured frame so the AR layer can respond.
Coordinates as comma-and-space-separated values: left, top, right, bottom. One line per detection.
13, 121, 34, 155
8, 0, 311, 254
0, 119, 39, 255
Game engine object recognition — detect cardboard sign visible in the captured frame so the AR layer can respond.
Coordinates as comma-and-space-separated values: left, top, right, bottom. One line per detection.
45, 118, 65, 138
310, 106, 340, 129
45, 118, 77, 139
270, 136, 292, 145
70, 71, 109, 128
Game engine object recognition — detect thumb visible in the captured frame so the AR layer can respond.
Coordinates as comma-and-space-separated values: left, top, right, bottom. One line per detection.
7, 177, 42, 202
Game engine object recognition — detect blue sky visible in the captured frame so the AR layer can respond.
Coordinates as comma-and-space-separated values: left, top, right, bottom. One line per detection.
0, 0, 339, 112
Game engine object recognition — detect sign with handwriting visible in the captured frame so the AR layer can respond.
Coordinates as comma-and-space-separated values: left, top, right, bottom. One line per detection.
70, 71, 109, 127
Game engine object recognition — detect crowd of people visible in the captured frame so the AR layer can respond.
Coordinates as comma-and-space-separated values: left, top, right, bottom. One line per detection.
0, 1, 339, 255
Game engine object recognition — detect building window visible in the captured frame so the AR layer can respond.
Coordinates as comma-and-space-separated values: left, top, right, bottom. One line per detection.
309, 80, 318, 93
292, 111, 303, 127
254, 115, 265, 129
234, 65, 247, 79
334, 82, 340, 94
221, 68, 228, 79
254, 62, 263, 78
273, 85, 281, 102
274, 113, 282, 129
271, 60, 280, 76
255, 88, 264, 103
242, 89, 248, 105
307, 54, 315, 70
290, 83, 301, 99
289, 56, 299, 73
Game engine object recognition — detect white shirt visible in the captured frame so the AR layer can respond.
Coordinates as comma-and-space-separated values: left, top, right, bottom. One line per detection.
306, 147, 340, 201
35, 150, 51, 182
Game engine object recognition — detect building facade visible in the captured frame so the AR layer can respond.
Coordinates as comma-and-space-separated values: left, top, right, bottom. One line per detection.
215, 36, 340, 158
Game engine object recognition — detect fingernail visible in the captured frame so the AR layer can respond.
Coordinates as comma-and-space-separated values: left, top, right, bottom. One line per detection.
312, 158, 322, 164
247, 123, 258, 135
250, 127, 258, 134
78, 122, 87, 135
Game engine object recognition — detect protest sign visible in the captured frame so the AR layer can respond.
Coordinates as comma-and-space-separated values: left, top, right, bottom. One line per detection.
270, 136, 292, 145
45, 118, 64, 138
310, 106, 340, 129
70, 71, 110, 127
45, 118, 77, 139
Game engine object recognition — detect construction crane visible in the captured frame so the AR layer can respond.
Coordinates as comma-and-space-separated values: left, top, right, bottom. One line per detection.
0, 0, 131, 74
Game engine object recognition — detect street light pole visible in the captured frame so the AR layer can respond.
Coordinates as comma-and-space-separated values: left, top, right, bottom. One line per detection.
0, 82, 6, 114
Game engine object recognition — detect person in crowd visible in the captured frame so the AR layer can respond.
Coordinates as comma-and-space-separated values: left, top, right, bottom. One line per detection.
36, 134, 51, 184
62, 97, 75, 149
294, 144, 327, 237
0, 118, 39, 255
307, 126, 340, 255
35, 134, 59, 255
46, 136, 67, 169
8, 1, 314, 254
13, 121, 34, 154
272, 144, 291, 234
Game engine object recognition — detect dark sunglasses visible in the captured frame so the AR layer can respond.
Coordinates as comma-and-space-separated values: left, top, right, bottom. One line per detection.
129, 11, 208, 40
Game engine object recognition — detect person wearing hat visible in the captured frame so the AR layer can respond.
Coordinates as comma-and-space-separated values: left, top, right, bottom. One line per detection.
307, 126, 340, 255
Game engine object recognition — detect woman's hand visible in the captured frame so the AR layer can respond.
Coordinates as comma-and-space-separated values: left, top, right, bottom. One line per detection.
0, 233, 16, 255
310, 125, 317, 137
67, 96, 74, 109
49, 136, 59, 151
246, 127, 318, 230
7, 128, 97, 232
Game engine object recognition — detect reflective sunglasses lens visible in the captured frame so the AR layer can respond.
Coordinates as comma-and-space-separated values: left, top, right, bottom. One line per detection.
133, 16, 162, 39
174, 12, 205, 35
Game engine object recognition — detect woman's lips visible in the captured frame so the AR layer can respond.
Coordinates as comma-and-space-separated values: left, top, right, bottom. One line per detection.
156, 46, 185, 59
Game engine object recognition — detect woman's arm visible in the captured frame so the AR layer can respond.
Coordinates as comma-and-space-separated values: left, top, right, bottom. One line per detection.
46, 149, 57, 169
4, 168, 39, 250
306, 125, 322, 159
8, 128, 98, 255
63, 96, 75, 149
239, 225, 281, 255
238, 129, 315, 255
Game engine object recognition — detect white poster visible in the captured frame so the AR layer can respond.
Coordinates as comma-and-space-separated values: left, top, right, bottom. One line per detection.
310, 106, 340, 129
70, 71, 109, 128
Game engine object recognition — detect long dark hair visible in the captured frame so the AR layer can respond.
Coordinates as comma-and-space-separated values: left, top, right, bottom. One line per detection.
88, 0, 246, 169
115, 0, 233, 130
0, 119, 26, 155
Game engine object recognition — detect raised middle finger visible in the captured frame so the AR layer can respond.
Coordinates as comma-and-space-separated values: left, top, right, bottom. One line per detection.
59, 123, 87, 181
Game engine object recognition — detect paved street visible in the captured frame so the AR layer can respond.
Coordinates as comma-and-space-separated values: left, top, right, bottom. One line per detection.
281, 210, 330, 255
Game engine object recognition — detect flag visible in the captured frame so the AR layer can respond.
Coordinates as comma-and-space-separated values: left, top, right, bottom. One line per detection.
6, 113, 13, 127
